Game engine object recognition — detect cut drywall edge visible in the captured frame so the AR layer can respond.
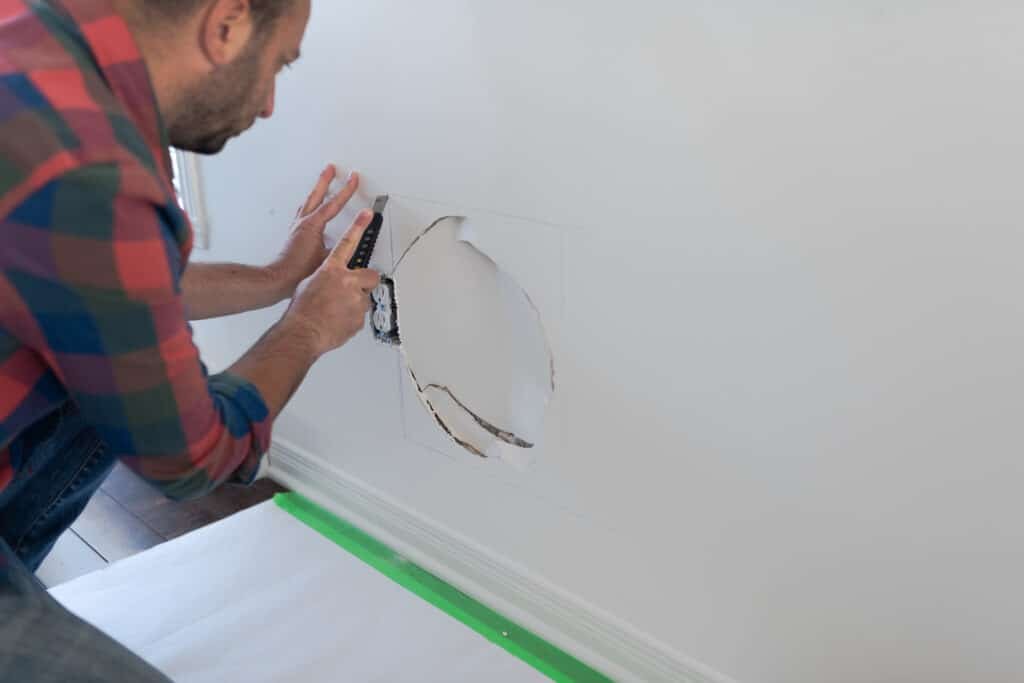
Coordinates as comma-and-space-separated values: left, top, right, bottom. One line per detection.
390, 214, 556, 463
457, 217, 558, 401
274, 492, 613, 683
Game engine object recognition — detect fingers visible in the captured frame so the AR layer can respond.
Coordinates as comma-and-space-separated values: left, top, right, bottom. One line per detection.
298, 164, 336, 217
314, 171, 360, 225
355, 268, 382, 291
329, 209, 374, 265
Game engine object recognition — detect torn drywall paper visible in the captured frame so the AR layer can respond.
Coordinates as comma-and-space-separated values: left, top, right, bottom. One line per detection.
390, 215, 555, 461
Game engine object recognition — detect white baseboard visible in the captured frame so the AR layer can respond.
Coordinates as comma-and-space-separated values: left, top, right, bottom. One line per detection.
267, 440, 734, 683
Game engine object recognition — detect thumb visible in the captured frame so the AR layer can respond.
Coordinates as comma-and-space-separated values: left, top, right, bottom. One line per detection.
330, 209, 374, 266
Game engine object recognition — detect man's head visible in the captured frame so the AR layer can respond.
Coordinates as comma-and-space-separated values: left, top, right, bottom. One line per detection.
127, 0, 311, 154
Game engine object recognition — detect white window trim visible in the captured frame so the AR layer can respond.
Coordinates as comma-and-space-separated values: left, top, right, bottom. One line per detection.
170, 149, 210, 250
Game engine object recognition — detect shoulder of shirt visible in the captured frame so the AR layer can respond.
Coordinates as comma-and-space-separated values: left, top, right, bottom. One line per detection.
0, 6, 171, 219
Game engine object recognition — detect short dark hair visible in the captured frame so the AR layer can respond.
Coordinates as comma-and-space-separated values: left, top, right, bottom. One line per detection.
141, 0, 293, 32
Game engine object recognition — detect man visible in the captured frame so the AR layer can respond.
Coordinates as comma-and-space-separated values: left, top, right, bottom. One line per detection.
0, 0, 373, 678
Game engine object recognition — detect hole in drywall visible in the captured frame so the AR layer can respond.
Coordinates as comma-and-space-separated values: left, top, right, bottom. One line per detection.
390, 215, 555, 462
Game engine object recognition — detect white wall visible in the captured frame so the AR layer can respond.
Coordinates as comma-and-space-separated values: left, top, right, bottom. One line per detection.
192, 2, 1024, 681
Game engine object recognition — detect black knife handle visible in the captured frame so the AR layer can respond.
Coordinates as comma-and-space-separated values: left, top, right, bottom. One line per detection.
347, 210, 384, 270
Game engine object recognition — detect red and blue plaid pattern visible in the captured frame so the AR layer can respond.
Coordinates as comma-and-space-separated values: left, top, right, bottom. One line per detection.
0, 0, 271, 499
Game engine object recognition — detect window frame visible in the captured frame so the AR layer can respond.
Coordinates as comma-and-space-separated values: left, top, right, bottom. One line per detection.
170, 149, 210, 250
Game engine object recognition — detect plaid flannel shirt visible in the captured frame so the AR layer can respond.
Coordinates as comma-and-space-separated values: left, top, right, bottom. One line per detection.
0, 0, 272, 500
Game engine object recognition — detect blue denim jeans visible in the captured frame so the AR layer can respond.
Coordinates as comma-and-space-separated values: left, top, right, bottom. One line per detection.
0, 403, 172, 681
0, 402, 115, 571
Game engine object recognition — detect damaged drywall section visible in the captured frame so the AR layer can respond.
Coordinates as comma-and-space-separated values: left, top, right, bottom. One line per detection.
389, 214, 555, 462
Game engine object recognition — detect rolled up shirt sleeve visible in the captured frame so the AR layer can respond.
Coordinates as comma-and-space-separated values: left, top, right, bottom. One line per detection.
3, 164, 272, 501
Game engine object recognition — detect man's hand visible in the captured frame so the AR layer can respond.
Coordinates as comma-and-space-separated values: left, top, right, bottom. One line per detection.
282, 209, 382, 357
181, 165, 362, 321
227, 210, 382, 420
268, 164, 361, 298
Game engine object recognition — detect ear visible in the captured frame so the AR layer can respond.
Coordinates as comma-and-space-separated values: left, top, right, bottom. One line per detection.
199, 0, 255, 66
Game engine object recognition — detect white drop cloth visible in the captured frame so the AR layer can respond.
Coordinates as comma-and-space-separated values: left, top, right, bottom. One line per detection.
50, 501, 548, 683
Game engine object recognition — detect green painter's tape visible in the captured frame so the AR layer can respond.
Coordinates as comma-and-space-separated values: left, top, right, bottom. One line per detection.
274, 493, 613, 683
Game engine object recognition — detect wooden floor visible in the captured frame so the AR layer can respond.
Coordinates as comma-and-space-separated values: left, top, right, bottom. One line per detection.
38, 463, 286, 588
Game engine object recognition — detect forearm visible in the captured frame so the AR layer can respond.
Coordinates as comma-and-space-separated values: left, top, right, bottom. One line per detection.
227, 317, 322, 419
182, 262, 291, 320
